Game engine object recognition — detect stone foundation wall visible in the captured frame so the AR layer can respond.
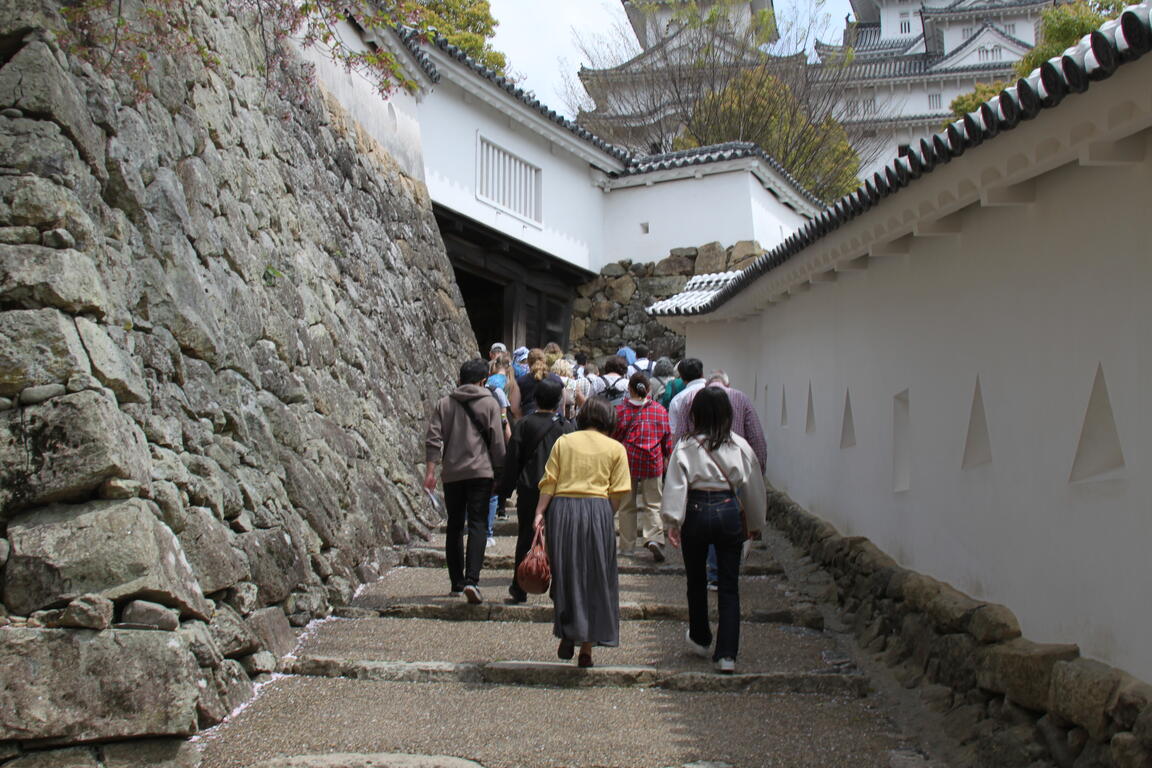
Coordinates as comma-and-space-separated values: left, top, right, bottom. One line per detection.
571, 240, 764, 361
766, 487, 1152, 768
0, 1, 474, 762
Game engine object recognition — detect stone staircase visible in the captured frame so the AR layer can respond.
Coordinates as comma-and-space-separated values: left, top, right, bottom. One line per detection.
195, 519, 930, 768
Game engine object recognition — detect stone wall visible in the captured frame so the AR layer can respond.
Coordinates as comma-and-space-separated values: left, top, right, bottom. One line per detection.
0, 1, 474, 762
766, 487, 1152, 768
571, 240, 764, 361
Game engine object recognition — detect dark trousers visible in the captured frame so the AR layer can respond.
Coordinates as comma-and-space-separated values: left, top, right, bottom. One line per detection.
681, 489, 744, 661
443, 478, 492, 590
509, 487, 540, 600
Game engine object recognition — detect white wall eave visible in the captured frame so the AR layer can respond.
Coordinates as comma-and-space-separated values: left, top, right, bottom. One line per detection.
650, 4, 1152, 326
604, 157, 819, 216
930, 23, 1033, 71
409, 38, 629, 174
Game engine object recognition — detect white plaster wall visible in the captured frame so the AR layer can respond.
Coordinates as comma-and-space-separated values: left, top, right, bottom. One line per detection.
683, 154, 1152, 681
297, 24, 424, 179
418, 79, 607, 272
603, 171, 804, 265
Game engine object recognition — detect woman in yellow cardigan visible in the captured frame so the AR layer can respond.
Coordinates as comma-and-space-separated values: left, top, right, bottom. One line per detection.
534, 396, 631, 668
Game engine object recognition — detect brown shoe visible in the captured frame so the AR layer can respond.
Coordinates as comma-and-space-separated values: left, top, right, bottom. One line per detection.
557, 638, 575, 660
577, 652, 593, 668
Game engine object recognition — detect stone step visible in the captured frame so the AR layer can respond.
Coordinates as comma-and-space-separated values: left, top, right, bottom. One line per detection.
345, 568, 822, 627
338, 601, 821, 627
287, 656, 869, 696
400, 547, 783, 576
291, 617, 852, 676
196, 677, 906, 768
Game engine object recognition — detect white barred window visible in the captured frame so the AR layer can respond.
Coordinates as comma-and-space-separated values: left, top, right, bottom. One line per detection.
476, 136, 542, 224
928, 92, 942, 109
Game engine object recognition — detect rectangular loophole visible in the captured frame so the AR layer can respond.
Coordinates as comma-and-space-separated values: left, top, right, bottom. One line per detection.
893, 389, 910, 492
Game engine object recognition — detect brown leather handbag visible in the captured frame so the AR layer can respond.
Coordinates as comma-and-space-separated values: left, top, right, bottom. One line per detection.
516, 523, 551, 594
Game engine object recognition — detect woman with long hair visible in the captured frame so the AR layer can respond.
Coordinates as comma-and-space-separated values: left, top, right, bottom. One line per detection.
612, 372, 672, 561
534, 396, 630, 668
661, 386, 766, 674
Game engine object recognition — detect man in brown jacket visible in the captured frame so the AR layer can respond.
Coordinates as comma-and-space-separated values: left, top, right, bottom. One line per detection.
423, 358, 506, 603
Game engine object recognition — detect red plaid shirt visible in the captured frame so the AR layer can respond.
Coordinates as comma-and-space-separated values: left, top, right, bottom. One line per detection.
613, 399, 673, 479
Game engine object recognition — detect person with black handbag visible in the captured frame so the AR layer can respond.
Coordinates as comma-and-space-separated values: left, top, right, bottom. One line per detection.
660, 386, 766, 674
499, 378, 573, 603
423, 359, 506, 604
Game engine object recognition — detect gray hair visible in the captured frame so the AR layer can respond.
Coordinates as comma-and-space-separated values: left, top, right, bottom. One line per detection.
707, 369, 730, 387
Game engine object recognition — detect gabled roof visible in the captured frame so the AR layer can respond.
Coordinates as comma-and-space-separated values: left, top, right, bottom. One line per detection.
390, 27, 823, 208
649, 2, 1152, 318
614, 142, 826, 209
929, 21, 1033, 70
922, 0, 1051, 14
394, 27, 632, 164
577, 26, 761, 83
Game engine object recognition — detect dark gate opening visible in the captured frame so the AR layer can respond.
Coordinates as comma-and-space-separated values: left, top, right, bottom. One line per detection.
454, 268, 505, 353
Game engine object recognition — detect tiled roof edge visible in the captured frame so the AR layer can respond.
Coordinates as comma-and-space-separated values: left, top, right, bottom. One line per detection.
620, 142, 826, 207
396, 27, 632, 162
649, 2, 1152, 317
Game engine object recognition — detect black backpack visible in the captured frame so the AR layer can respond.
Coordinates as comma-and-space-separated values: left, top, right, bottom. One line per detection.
600, 375, 627, 406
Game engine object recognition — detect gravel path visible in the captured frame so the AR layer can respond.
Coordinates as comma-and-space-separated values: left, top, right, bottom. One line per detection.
195, 523, 944, 768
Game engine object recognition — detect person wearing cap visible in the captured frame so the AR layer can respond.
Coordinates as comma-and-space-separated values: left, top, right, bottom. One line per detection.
512, 346, 529, 379
489, 342, 507, 360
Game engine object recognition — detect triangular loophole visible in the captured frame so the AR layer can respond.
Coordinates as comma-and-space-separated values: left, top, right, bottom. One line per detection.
841, 389, 856, 448
1070, 364, 1125, 482
962, 376, 992, 469
780, 386, 788, 427
805, 381, 816, 434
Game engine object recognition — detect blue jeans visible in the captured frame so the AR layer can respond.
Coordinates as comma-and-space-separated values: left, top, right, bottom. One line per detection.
488, 495, 498, 538
681, 489, 744, 661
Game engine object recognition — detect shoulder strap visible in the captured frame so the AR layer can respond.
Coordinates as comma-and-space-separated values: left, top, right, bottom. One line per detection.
523, 415, 563, 467
695, 437, 748, 534
456, 398, 492, 451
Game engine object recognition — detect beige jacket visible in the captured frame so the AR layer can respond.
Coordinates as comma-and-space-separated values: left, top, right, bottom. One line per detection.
660, 433, 767, 534
425, 385, 506, 483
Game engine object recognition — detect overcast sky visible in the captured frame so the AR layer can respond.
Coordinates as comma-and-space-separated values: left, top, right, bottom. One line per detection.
487, 0, 856, 117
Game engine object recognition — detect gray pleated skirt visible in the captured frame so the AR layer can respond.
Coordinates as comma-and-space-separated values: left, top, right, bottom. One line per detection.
546, 495, 620, 647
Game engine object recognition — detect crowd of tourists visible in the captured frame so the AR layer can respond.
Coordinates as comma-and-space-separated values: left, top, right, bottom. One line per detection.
423, 341, 767, 674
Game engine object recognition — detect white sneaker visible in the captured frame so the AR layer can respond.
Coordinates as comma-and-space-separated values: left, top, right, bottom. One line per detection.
486, 536, 497, 548
462, 585, 483, 604
685, 630, 710, 658
715, 657, 736, 675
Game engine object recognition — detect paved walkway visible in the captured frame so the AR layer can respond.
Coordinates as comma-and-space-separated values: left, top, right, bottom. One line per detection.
195, 517, 944, 768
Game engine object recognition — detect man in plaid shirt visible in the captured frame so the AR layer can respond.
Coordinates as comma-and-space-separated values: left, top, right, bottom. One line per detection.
613, 372, 674, 561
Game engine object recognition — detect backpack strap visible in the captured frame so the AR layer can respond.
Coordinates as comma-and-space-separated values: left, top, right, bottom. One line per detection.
456, 399, 495, 463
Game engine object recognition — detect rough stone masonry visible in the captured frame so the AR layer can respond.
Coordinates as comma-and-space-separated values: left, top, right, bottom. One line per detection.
0, 0, 475, 762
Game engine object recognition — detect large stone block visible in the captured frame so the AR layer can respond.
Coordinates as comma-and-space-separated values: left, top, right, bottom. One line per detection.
246, 606, 296, 658
73, 317, 147, 404
0, 246, 111, 319
694, 241, 727, 274
1049, 658, 1125, 741
208, 602, 260, 658
967, 602, 1022, 644
653, 254, 695, 276
0, 390, 150, 513
977, 638, 1080, 711
604, 275, 636, 304
3, 747, 100, 767
0, 308, 91, 397
176, 506, 248, 594
4, 498, 211, 619
101, 739, 200, 768
0, 628, 199, 742
236, 526, 308, 605
0, 42, 106, 178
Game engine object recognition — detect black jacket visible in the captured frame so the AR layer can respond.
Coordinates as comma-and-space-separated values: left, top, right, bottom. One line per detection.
499, 410, 574, 496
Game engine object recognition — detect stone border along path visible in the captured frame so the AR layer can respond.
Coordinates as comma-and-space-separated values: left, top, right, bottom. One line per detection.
195, 515, 952, 768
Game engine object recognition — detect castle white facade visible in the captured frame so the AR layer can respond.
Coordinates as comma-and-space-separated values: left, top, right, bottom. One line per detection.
816, 0, 1051, 177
